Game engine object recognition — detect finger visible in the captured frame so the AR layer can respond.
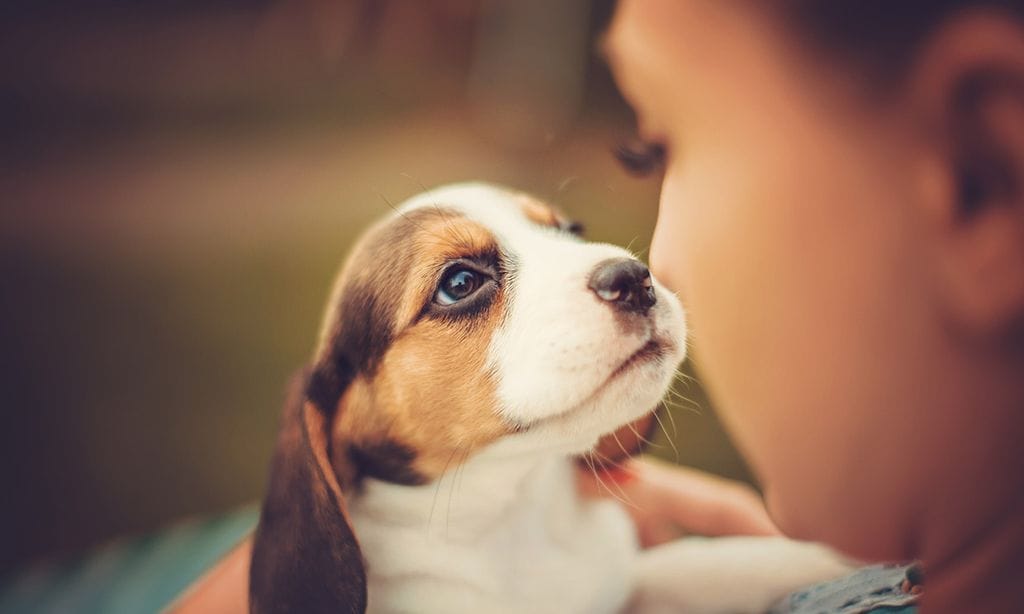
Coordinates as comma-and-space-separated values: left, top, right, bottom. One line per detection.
631, 456, 780, 537
635, 517, 685, 548
575, 462, 639, 498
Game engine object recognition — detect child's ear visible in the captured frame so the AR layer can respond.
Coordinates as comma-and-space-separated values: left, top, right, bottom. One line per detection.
909, 11, 1024, 346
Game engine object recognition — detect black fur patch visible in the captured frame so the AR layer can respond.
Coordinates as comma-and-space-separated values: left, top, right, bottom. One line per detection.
306, 352, 353, 415
309, 208, 448, 412
348, 440, 427, 486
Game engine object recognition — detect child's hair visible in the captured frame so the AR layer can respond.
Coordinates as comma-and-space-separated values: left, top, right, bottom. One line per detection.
766, 0, 1024, 83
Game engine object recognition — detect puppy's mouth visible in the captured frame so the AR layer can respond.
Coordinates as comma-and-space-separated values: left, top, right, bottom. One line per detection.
517, 335, 674, 432
608, 338, 668, 381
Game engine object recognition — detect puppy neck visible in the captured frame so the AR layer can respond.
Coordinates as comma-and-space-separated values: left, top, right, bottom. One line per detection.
347, 436, 585, 542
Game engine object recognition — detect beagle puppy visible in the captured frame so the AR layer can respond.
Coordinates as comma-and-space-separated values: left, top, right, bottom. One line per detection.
249, 183, 852, 614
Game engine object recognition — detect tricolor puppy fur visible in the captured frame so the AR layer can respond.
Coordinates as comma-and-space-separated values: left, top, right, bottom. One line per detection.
249, 183, 852, 614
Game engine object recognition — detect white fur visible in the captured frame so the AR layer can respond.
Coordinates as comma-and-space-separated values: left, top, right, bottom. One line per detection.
627, 536, 854, 614
349, 443, 637, 613
346, 183, 852, 613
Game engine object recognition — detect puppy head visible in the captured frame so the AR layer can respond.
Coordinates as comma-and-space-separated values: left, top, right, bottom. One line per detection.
250, 183, 686, 613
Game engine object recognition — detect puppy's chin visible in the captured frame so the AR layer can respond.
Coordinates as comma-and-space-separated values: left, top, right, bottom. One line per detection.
509, 342, 682, 457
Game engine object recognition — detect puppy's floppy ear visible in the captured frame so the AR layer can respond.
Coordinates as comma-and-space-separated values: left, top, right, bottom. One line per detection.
249, 366, 366, 614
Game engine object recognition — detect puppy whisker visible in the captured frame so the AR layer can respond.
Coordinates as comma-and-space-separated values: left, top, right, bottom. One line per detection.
626, 422, 657, 447
610, 430, 632, 459
447, 445, 474, 539
662, 403, 679, 438
674, 370, 698, 386
662, 397, 701, 418
584, 454, 639, 511
590, 452, 640, 510
664, 384, 702, 416
651, 409, 680, 462
429, 446, 462, 533
593, 446, 638, 507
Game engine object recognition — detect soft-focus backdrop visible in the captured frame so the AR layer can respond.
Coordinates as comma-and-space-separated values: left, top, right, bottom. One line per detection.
1, 0, 751, 575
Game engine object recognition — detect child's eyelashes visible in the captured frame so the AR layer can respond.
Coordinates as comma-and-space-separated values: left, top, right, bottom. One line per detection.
613, 140, 667, 177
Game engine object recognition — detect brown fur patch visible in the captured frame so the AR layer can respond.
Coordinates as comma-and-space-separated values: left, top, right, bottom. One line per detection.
517, 194, 585, 236
518, 195, 562, 228
520, 194, 574, 229
321, 207, 513, 487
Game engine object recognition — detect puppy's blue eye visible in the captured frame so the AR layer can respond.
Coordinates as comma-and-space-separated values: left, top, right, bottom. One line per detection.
435, 268, 482, 305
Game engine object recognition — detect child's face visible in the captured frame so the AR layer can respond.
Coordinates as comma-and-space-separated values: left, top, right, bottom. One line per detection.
607, 0, 946, 560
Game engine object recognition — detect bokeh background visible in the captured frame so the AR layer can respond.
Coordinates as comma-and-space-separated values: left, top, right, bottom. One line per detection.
1, 0, 752, 576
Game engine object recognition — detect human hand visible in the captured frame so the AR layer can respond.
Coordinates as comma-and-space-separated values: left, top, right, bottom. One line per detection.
577, 455, 779, 548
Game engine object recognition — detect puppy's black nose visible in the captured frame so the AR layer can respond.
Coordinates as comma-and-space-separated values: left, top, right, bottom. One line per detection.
588, 258, 657, 314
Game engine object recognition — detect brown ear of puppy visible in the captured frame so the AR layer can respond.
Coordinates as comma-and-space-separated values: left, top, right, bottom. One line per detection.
249, 367, 367, 614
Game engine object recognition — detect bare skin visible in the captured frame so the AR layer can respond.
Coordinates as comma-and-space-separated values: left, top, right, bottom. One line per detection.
603, 1, 1024, 612
577, 456, 779, 547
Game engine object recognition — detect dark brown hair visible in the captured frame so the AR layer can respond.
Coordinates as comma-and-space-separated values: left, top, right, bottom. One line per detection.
769, 0, 1024, 82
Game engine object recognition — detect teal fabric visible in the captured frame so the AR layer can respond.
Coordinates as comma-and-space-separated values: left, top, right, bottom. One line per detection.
0, 507, 258, 614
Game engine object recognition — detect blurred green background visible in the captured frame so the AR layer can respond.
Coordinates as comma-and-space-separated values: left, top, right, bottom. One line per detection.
0, 0, 751, 575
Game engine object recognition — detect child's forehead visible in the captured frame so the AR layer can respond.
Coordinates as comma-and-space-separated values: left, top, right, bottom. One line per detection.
603, 1, 801, 127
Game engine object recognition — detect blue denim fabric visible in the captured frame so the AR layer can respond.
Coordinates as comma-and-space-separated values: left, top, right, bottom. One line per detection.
770, 563, 922, 614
